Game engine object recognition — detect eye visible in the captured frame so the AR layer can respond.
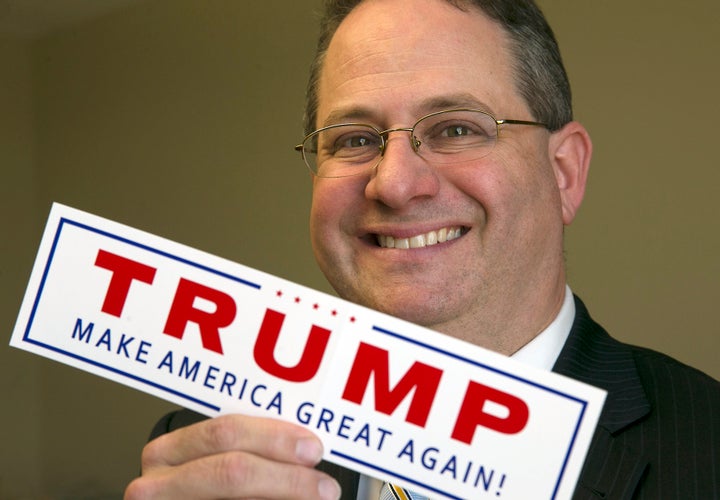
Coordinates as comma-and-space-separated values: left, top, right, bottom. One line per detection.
416, 111, 498, 155
423, 120, 491, 149
339, 134, 377, 149
331, 128, 381, 158
442, 124, 476, 138
432, 118, 493, 139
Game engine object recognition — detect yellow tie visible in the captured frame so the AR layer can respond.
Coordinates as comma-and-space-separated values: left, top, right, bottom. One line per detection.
379, 482, 429, 500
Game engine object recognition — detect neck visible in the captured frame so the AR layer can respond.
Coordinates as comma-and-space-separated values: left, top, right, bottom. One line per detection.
430, 278, 568, 356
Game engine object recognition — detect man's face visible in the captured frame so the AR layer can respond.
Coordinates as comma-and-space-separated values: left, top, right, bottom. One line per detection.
309, 0, 585, 351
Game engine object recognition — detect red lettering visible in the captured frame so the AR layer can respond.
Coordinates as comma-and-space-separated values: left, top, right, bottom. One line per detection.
451, 381, 529, 444
163, 278, 236, 354
341, 342, 442, 427
253, 309, 331, 382
94, 250, 156, 317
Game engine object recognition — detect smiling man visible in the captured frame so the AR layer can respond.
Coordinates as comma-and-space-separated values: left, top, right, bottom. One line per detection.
306, 0, 588, 355
125, 1, 719, 499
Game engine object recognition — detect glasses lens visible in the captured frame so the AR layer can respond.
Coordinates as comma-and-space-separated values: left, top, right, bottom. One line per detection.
414, 110, 498, 164
303, 124, 382, 177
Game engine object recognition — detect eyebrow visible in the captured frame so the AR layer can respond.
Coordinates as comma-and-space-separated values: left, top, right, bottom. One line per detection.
320, 93, 496, 128
322, 107, 376, 127
419, 93, 495, 115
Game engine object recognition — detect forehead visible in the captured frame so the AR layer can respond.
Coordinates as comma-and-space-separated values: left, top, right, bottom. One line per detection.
318, 0, 524, 124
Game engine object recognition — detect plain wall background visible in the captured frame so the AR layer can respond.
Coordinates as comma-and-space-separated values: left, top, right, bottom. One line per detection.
1, 0, 717, 497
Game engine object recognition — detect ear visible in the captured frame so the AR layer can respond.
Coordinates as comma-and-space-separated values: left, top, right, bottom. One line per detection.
548, 121, 592, 225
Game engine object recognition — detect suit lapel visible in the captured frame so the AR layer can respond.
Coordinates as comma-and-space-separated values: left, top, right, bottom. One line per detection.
553, 296, 651, 499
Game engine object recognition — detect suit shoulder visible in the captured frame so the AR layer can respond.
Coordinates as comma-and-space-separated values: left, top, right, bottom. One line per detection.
627, 343, 719, 388
624, 344, 720, 419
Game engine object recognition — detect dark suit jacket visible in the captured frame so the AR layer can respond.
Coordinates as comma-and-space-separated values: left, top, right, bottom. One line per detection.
150, 296, 720, 499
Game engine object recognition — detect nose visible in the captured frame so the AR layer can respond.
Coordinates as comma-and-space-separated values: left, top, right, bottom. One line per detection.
364, 131, 440, 209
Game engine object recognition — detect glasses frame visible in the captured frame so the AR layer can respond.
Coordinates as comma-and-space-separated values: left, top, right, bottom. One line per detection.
295, 108, 549, 178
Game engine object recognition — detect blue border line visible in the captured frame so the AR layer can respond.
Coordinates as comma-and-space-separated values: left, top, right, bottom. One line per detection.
364, 325, 589, 499
65, 218, 261, 290
21, 216, 263, 412
22, 215, 593, 498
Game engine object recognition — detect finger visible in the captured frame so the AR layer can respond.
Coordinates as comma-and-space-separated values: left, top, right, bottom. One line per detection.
142, 414, 324, 470
125, 450, 341, 500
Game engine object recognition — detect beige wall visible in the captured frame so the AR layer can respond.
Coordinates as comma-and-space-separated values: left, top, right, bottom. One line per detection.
0, 0, 717, 497
545, 0, 720, 378
1, 35, 44, 498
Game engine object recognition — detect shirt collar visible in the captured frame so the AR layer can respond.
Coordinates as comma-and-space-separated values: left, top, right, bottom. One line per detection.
511, 285, 575, 371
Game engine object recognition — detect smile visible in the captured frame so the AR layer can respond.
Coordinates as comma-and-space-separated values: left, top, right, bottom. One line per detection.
376, 226, 466, 249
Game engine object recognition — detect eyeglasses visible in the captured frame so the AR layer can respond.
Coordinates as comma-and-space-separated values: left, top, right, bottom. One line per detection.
295, 108, 548, 178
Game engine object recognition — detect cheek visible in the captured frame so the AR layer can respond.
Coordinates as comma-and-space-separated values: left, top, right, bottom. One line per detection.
309, 187, 332, 254
446, 148, 561, 230
493, 141, 559, 201
443, 160, 521, 214
309, 179, 356, 256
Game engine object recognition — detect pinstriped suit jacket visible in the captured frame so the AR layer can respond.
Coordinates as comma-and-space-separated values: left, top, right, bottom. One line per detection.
150, 296, 720, 499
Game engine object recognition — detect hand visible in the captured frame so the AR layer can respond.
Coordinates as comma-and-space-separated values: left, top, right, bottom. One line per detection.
124, 413, 341, 499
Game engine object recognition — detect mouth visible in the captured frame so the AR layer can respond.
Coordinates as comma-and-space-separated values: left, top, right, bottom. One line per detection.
375, 226, 467, 249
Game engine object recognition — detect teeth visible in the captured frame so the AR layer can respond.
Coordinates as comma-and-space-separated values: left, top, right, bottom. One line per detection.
409, 235, 425, 248
438, 227, 447, 243
377, 227, 464, 249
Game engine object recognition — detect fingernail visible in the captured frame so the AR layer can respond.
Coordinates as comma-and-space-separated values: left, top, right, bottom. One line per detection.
319, 477, 341, 500
296, 437, 323, 464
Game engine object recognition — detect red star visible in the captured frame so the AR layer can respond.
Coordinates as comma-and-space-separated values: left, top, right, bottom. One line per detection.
350, 316, 356, 323
313, 303, 319, 310
295, 297, 301, 304
276, 290, 283, 297
332, 310, 338, 316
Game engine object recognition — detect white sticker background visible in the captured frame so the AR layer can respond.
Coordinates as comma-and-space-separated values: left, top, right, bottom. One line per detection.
11, 203, 606, 499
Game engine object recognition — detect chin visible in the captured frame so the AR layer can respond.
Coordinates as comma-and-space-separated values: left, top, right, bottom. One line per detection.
371, 296, 453, 328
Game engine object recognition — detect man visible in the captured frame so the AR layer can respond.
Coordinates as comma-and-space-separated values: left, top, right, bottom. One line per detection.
124, 0, 720, 498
